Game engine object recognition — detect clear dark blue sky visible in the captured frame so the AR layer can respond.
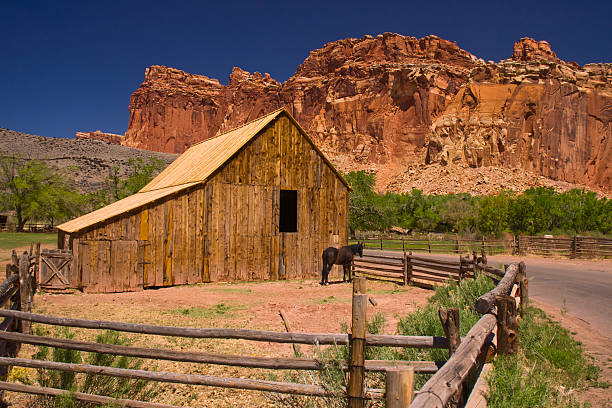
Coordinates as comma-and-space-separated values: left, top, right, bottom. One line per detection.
1, 0, 610, 139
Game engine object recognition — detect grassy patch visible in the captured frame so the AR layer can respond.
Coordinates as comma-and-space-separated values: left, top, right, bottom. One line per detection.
0, 232, 57, 249
204, 287, 252, 294
166, 303, 244, 319
487, 306, 600, 407
309, 295, 349, 304
24, 327, 158, 407
369, 286, 408, 295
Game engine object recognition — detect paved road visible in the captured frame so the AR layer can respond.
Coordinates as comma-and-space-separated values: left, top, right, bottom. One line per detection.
363, 249, 612, 339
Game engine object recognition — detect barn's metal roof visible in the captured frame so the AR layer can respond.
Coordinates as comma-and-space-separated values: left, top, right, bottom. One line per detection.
57, 182, 199, 233
58, 108, 350, 233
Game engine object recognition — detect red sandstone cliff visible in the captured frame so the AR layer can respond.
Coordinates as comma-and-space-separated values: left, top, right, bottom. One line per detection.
118, 34, 611, 193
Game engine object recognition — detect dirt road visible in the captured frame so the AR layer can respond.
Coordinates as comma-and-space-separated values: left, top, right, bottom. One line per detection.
365, 249, 612, 339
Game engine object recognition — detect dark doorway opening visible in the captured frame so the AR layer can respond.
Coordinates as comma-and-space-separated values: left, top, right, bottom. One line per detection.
279, 190, 298, 232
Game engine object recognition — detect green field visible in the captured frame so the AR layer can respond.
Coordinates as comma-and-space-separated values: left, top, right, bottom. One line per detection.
0, 232, 58, 250
349, 238, 508, 254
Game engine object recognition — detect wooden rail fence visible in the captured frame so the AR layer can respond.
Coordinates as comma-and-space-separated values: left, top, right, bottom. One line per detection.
0, 242, 525, 407
516, 235, 612, 258
352, 250, 484, 288
353, 235, 509, 255
353, 234, 612, 259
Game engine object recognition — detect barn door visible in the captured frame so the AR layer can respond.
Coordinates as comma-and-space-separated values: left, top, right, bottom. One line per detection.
78, 240, 146, 293
40, 249, 73, 290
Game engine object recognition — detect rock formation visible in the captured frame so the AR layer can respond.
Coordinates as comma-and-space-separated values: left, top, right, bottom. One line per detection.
76, 130, 126, 145
105, 34, 610, 193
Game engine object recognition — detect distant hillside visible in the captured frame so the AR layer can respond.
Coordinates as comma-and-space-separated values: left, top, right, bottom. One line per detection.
0, 127, 178, 192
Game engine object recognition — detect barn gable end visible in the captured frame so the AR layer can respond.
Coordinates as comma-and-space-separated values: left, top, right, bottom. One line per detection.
57, 109, 349, 292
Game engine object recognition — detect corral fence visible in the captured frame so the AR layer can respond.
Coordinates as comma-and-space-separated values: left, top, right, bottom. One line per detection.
352, 234, 612, 259
0, 222, 57, 233
0, 243, 524, 407
516, 235, 612, 258
352, 250, 495, 289
353, 234, 509, 255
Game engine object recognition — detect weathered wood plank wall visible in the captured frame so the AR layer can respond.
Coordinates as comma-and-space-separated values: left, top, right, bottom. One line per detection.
62, 114, 349, 292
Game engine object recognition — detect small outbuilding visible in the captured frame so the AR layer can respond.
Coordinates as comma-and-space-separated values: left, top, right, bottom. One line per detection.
57, 109, 350, 292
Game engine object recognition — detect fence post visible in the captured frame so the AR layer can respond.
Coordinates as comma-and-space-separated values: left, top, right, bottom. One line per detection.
570, 236, 577, 259
518, 262, 529, 315
19, 252, 32, 334
472, 250, 479, 275
385, 367, 414, 407
439, 308, 463, 406
402, 238, 405, 255
458, 256, 466, 283
495, 295, 518, 355
480, 246, 487, 266
481, 238, 486, 256
380, 238, 383, 251
348, 277, 367, 408
455, 236, 459, 254
427, 235, 431, 253
34, 243, 41, 294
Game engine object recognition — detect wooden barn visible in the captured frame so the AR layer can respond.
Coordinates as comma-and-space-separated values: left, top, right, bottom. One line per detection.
56, 109, 351, 292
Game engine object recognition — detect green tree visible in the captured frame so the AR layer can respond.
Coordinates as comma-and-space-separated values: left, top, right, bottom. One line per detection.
345, 171, 388, 232
477, 192, 511, 237
91, 157, 166, 209
0, 157, 85, 231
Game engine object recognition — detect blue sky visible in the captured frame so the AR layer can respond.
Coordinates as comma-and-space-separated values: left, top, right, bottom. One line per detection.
1, 0, 610, 139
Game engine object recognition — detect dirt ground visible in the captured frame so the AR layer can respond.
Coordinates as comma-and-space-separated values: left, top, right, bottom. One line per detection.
2, 245, 610, 407
3, 261, 432, 408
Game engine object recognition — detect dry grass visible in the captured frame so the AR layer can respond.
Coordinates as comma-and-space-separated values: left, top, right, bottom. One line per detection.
4, 277, 431, 407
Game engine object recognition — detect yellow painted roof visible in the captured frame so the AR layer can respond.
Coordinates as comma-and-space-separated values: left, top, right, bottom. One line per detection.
58, 108, 350, 233
141, 109, 283, 192
57, 183, 199, 233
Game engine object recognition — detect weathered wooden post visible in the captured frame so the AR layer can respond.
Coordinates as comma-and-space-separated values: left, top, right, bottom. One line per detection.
402, 253, 408, 286
518, 262, 528, 314
495, 295, 518, 355
570, 236, 577, 259
439, 308, 461, 357
34, 242, 41, 294
481, 246, 487, 265
19, 252, 32, 334
472, 250, 479, 275
481, 237, 486, 256
439, 308, 462, 406
427, 235, 431, 253
348, 277, 367, 408
380, 237, 383, 251
458, 256, 466, 283
385, 367, 414, 407
402, 238, 405, 255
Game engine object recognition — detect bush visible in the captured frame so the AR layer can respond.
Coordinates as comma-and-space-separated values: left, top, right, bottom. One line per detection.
29, 327, 158, 408
487, 306, 600, 407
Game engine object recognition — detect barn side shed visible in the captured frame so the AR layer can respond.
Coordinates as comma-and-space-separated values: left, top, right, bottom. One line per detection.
57, 108, 351, 292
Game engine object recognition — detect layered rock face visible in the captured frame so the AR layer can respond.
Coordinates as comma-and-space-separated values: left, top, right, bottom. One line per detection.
76, 130, 125, 145
120, 34, 611, 192
428, 40, 612, 191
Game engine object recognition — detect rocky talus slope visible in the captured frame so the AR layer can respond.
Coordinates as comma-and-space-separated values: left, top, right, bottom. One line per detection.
0, 128, 177, 192
81, 34, 611, 195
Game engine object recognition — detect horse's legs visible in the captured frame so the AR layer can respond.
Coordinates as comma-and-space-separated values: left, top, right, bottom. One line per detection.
343, 263, 351, 282
321, 261, 327, 285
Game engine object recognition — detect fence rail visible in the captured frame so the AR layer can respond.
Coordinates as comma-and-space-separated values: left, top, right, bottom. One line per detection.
353, 250, 481, 288
1, 242, 526, 407
352, 234, 612, 259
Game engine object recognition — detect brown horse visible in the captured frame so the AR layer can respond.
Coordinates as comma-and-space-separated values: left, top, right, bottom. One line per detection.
320, 243, 363, 285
